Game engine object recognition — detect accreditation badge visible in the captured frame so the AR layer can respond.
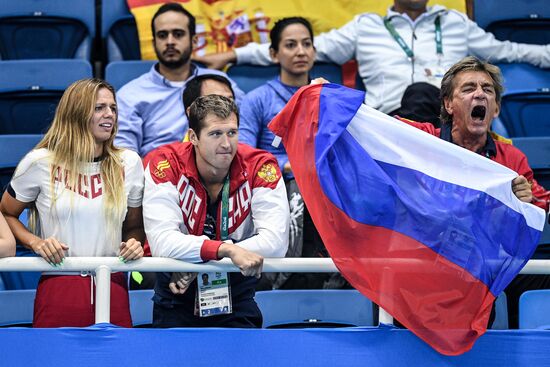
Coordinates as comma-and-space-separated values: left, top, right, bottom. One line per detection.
424, 64, 446, 88
197, 271, 232, 317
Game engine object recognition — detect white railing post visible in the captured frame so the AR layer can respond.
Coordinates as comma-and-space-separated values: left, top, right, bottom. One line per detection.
378, 307, 394, 325
95, 265, 111, 324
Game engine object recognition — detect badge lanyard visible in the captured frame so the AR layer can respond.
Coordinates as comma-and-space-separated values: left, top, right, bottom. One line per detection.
196, 174, 233, 318
220, 175, 230, 241
383, 15, 442, 60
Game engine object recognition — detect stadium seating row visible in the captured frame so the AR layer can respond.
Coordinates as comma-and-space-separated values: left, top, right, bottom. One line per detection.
1, 58, 548, 139
473, 0, 550, 45
0, 59, 362, 136
0, 289, 375, 328
0, 288, 517, 330
0, 0, 138, 62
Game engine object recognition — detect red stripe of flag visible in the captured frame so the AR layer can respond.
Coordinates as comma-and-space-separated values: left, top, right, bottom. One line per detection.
269, 84, 494, 355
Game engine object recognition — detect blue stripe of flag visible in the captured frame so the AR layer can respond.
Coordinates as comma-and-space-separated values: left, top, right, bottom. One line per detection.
314, 85, 539, 295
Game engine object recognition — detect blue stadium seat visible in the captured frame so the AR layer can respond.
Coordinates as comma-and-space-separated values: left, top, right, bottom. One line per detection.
491, 117, 509, 137
519, 289, 550, 329
512, 136, 550, 257
101, 0, 141, 61
500, 92, 550, 137
105, 60, 155, 90
254, 289, 374, 328
0, 134, 43, 192
227, 62, 346, 94
0, 59, 92, 135
0, 289, 35, 327
226, 64, 278, 93
497, 63, 550, 137
512, 137, 550, 187
0, 0, 96, 60
129, 289, 154, 327
473, 0, 550, 44
492, 292, 509, 330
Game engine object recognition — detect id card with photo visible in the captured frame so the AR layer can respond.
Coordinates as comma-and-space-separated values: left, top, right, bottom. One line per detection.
198, 271, 232, 317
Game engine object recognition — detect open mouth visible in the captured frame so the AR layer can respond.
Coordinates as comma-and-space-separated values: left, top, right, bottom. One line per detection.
471, 105, 486, 121
99, 123, 113, 128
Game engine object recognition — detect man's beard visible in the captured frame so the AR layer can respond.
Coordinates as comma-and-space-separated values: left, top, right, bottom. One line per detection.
155, 46, 192, 69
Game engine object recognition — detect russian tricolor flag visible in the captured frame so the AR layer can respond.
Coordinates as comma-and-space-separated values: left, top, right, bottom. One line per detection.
268, 83, 545, 355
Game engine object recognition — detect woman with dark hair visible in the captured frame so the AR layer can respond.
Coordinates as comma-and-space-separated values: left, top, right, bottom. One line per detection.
240, 18, 346, 290
240, 17, 315, 176
0, 78, 145, 327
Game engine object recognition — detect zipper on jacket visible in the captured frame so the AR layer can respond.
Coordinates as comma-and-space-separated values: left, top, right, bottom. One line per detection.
410, 27, 416, 84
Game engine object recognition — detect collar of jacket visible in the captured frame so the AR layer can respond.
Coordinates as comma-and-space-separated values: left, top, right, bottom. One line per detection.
440, 122, 497, 158
179, 142, 249, 193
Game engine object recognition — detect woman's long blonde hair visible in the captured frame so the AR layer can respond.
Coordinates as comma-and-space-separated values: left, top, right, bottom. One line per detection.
32, 78, 126, 243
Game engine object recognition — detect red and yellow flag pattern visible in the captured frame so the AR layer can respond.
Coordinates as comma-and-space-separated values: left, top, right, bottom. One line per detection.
127, 0, 467, 60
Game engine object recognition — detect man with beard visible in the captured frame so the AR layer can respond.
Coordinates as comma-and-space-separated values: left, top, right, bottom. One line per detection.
115, 3, 244, 157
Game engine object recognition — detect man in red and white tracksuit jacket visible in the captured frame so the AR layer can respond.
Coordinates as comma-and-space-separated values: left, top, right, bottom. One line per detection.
143, 94, 289, 327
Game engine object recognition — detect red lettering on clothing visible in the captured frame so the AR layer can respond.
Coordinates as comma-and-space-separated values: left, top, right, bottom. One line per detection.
177, 175, 202, 232
52, 166, 102, 199
78, 174, 90, 198
228, 182, 252, 230
91, 174, 102, 198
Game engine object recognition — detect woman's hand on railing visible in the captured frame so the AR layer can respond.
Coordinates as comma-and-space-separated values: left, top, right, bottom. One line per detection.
119, 238, 144, 262
30, 236, 68, 266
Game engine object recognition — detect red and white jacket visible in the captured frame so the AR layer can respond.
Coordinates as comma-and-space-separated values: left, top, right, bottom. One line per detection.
143, 142, 289, 263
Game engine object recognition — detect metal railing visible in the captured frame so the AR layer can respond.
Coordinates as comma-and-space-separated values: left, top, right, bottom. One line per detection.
1, 257, 549, 324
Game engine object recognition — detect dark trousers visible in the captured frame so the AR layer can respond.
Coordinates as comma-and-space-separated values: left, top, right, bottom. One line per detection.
152, 299, 262, 328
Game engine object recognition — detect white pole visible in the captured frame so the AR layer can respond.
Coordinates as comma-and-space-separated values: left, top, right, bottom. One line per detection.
0, 257, 548, 274
378, 307, 394, 325
95, 265, 111, 324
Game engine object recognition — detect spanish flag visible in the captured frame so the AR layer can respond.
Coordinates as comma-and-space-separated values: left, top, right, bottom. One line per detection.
127, 0, 466, 60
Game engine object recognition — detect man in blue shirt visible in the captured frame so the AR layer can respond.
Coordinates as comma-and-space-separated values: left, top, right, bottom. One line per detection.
115, 2, 244, 157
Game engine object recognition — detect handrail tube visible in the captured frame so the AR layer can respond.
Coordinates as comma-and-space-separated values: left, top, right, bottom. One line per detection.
2, 257, 550, 325
0, 257, 339, 273
0, 257, 548, 274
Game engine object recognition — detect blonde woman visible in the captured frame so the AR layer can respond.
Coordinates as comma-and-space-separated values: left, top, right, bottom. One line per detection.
0, 79, 144, 327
